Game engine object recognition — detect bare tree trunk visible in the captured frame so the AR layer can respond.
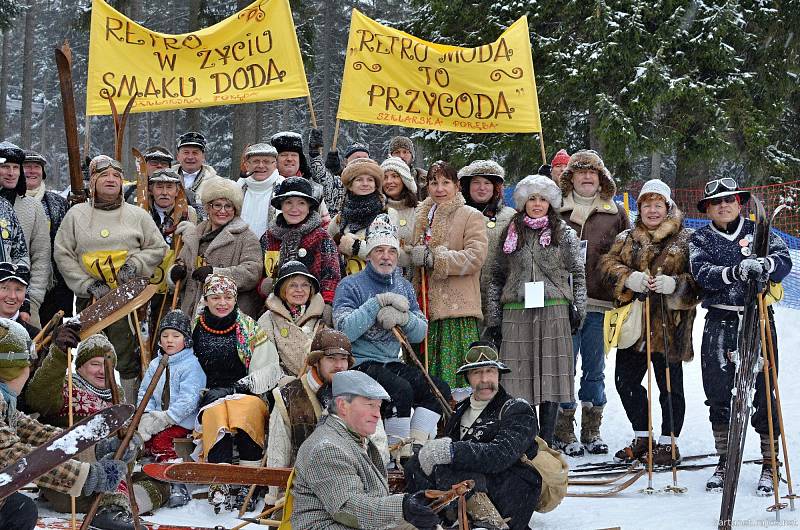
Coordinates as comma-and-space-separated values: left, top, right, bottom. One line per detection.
185, 0, 202, 132
588, 110, 602, 154
20, 2, 36, 148
229, 0, 258, 179
0, 30, 10, 139
320, 0, 335, 146
650, 150, 662, 181
121, 0, 142, 173
160, 111, 176, 153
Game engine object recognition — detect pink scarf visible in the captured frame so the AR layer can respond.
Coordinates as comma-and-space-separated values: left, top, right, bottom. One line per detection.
502, 215, 551, 254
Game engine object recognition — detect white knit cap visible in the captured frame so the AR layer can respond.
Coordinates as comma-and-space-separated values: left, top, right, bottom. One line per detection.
380, 157, 416, 194
637, 178, 673, 206
244, 143, 278, 159
512, 175, 562, 211
363, 213, 400, 256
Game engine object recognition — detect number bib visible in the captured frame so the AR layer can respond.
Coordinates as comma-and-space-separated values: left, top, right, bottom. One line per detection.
150, 249, 175, 294
264, 250, 281, 278
81, 250, 129, 288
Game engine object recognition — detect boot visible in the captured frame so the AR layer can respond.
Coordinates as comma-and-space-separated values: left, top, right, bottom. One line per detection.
757, 434, 780, 496
706, 456, 727, 491
553, 407, 584, 457
89, 505, 134, 530
613, 436, 649, 463
538, 402, 559, 447
233, 486, 260, 512
168, 483, 191, 508
465, 492, 510, 530
652, 442, 682, 466
580, 404, 608, 454
208, 484, 230, 514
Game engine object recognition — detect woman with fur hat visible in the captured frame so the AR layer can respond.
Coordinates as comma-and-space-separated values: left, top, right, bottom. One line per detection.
599, 179, 700, 466
169, 177, 263, 319
381, 156, 418, 274
192, 273, 283, 512
485, 174, 586, 446
54, 155, 168, 403
408, 161, 488, 388
328, 157, 398, 276
256, 260, 325, 377
260, 176, 340, 319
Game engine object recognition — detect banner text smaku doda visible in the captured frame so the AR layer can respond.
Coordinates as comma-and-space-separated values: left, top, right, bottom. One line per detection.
366, 85, 514, 120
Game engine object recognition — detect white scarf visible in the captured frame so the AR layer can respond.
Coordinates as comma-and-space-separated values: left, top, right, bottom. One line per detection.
25, 184, 46, 201
239, 170, 282, 239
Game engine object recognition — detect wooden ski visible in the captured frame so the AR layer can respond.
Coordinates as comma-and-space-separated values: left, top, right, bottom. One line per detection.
74, 277, 158, 340
36, 518, 225, 530
570, 463, 641, 486
566, 469, 646, 498
53, 41, 86, 205
143, 463, 293, 487
131, 147, 150, 211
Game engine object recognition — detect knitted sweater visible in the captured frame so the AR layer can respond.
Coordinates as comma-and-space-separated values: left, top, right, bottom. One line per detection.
333, 262, 427, 365
139, 348, 207, 430
13, 196, 51, 305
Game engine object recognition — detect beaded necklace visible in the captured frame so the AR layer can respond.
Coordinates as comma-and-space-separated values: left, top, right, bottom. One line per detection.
198, 313, 237, 335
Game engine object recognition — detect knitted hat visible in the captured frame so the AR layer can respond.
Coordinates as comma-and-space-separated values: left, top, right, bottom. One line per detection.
244, 143, 278, 159
388, 136, 415, 160
200, 177, 244, 216
306, 327, 354, 367
0, 262, 29, 286
203, 273, 238, 299
380, 156, 416, 194
88, 155, 123, 200
343, 143, 370, 160
270, 131, 311, 177
550, 149, 570, 167
456, 340, 510, 375
0, 318, 33, 381
148, 168, 183, 185
273, 260, 320, 297
157, 309, 193, 349
144, 146, 174, 164
176, 131, 206, 151
23, 150, 47, 180
637, 178, 673, 207
457, 159, 505, 186
363, 213, 400, 256
270, 176, 319, 210
341, 157, 384, 190
74, 333, 116, 369
513, 174, 563, 211
0, 141, 27, 197
558, 149, 616, 201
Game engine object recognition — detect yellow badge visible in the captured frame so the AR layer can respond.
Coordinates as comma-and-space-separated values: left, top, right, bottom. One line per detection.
280, 328, 289, 338
603, 204, 611, 210
399, 219, 407, 227
0, 219, 7, 228
1, 230, 8, 239
487, 221, 496, 228
100, 229, 110, 238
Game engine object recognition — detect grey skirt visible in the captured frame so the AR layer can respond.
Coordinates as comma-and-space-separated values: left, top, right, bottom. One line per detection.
500, 303, 575, 405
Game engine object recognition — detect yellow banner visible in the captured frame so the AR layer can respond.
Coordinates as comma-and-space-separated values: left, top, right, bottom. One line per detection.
337, 11, 541, 134
86, 0, 309, 115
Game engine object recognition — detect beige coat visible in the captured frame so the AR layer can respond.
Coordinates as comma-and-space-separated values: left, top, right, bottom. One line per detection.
412, 195, 488, 321
14, 197, 51, 311
480, 204, 515, 326
256, 292, 325, 377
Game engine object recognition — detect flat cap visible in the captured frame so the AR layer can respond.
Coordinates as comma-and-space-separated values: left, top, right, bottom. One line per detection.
332, 370, 389, 400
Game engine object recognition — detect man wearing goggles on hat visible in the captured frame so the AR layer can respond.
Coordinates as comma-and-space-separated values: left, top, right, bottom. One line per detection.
404, 341, 541, 530
689, 177, 792, 495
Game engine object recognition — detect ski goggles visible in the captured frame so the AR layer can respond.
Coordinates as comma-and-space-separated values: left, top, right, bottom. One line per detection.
91, 158, 123, 175
704, 178, 738, 196
464, 344, 499, 364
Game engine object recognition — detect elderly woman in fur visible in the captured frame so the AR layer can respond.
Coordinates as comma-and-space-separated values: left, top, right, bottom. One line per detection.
485, 174, 586, 446
599, 179, 700, 466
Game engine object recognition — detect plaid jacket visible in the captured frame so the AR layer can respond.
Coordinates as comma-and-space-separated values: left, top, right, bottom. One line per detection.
0, 395, 89, 507
291, 415, 405, 530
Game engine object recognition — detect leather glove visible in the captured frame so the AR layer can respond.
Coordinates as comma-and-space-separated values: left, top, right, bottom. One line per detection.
170, 263, 187, 283
375, 292, 410, 312
537, 163, 552, 177
199, 386, 236, 409
651, 274, 676, 294
376, 306, 410, 330
733, 258, 767, 282
338, 233, 358, 257
175, 220, 193, 236
418, 437, 452, 476
325, 150, 341, 174
402, 490, 439, 529
116, 261, 137, 284
192, 265, 214, 283
88, 280, 111, 300
309, 128, 324, 153
258, 276, 274, 298
82, 458, 127, 495
95, 432, 143, 464
323, 303, 334, 327
53, 324, 81, 352
482, 325, 503, 350
409, 245, 433, 268
624, 271, 649, 293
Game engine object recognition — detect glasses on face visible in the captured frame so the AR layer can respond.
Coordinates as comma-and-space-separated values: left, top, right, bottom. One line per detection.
209, 201, 234, 212
709, 195, 738, 207
464, 344, 499, 364
93, 158, 123, 175
704, 178, 738, 196
287, 281, 312, 291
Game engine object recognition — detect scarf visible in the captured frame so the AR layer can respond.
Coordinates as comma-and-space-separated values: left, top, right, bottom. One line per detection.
503, 215, 551, 254
195, 307, 267, 369
464, 184, 503, 219
240, 170, 281, 239
93, 193, 123, 211
285, 302, 307, 323
460, 395, 490, 436
339, 191, 384, 234
26, 184, 46, 201
569, 191, 599, 227
73, 371, 114, 401
270, 211, 322, 267
0, 187, 17, 205
0, 381, 18, 428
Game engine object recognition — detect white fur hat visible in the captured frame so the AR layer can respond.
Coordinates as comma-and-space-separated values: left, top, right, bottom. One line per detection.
513, 175, 563, 211
201, 177, 244, 216
637, 178, 673, 206
457, 159, 505, 184
380, 157, 416, 194
363, 213, 400, 256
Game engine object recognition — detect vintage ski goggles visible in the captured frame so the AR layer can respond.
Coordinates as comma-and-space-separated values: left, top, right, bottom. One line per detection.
464, 344, 500, 364
92, 158, 123, 175
704, 178, 738, 196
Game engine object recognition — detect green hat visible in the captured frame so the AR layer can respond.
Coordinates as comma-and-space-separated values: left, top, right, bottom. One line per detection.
0, 318, 33, 381
74, 334, 116, 369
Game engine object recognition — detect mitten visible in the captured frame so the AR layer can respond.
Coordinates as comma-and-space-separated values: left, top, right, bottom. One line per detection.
376, 306, 410, 330
192, 265, 214, 283
733, 258, 767, 282
338, 233, 358, 257
95, 433, 143, 464
652, 274, 676, 294
375, 292, 410, 312
325, 151, 342, 174
116, 262, 137, 284
258, 276, 275, 298
53, 324, 81, 352
402, 490, 439, 529
537, 164, 552, 177
88, 280, 111, 299
170, 263, 187, 283
624, 271, 649, 293
309, 128, 324, 153
175, 220, 193, 236
418, 437, 453, 475
82, 458, 127, 495
409, 245, 433, 268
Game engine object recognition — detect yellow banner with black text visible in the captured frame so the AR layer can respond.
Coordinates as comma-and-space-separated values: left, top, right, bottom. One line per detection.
86, 0, 309, 115
337, 10, 541, 133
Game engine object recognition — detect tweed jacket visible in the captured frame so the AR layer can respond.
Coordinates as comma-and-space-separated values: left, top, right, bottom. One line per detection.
256, 292, 324, 377
411, 194, 488, 321
485, 217, 587, 328
599, 209, 701, 362
291, 414, 406, 530
175, 217, 263, 318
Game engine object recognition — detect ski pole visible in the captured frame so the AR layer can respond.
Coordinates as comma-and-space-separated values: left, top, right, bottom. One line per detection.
420, 266, 430, 372
660, 291, 687, 494
393, 327, 453, 420
760, 293, 796, 510
644, 289, 655, 493
67, 346, 76, 530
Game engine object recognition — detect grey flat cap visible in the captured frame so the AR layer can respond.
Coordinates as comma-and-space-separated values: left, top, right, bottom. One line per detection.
332, 370, 390, 400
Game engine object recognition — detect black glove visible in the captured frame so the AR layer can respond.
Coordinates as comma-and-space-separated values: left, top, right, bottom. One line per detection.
192, 265, 214, 283
116, 261, 137, 284
309, 128, 324, 154
482, 325, 503, 350
402, 491, 439, 529
53, 324, 81, 352
170, 263, 187, 282
95, 433, 143, 464
82, 458, 127, 495
325, 150, 342, 174
199, 386, 236, 408
537, 164, 552, 177
88, 280, 111, 300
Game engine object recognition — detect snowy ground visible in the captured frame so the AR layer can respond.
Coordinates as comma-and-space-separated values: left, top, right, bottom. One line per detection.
36, 306, 800, 529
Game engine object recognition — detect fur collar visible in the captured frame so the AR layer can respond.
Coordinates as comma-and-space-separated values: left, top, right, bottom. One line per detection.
631, 208, 684, 245
413, 193, 467, 247
266, 292, 324, 327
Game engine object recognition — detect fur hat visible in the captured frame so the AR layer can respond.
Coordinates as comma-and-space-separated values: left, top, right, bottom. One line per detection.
513, 174, 563, 211
176, 131, 206, 151
637, 178, 673, 207
0, 318, 33, 381
270, 176, 319, 211
343, 143, 370, 160
74, 333, 116, 370
144, 146, 174, 164
157, 309, 193, 349
0, 141, 27, 197
270, 131, 311, 177
457, 159, 505, 186
203, 273, 238, 299
244, 143, 278, 159
23, 150, 47, 180
148, 168, 183, 185
200, 177, 244, 216
341, 157, 384, 190
88, 155, 123, 200
273, 260, 320, 297
550, 149, 570, 167
388, 136, 415, 160
558, 150, 616, 200
306, 327, 354, 367
380, 156, 416, 194
363, 213, 400, 256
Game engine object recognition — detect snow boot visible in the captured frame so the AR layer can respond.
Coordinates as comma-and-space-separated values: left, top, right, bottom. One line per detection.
208, 484, 230, 514
652, 442, 681, 466
757, 434, 780, 496
465, 492, 510, 530
580, 403, 608, 455
538, 402, 559, 447
89, 505, 135, 530
233, 485, 261, 512
706, 424, 729, 491
706, 456, 727, 491
613, 436, 649, 463
553, 407, 584, 457
168, 483, 191, 508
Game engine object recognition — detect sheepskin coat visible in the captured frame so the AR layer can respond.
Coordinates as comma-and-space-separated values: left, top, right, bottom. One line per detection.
256, 292, 324, 377
598, 209, 701, 363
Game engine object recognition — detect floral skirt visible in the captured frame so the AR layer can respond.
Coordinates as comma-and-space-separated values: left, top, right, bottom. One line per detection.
427, 317, 480, 388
